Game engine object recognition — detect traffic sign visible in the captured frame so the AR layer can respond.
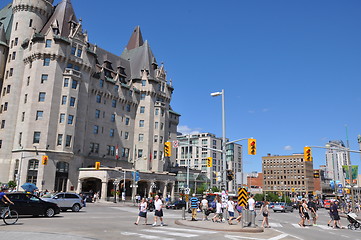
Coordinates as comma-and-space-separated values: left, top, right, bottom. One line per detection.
338, 184, 343, 188
291, 188, 295, 192
172, 140, 179, 148
185, 187, 190, 194
237, 188, 248, 207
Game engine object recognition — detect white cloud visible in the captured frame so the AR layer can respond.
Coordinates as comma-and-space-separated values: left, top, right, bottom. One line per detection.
284, 145, 293, 151
177, 125, 201, 135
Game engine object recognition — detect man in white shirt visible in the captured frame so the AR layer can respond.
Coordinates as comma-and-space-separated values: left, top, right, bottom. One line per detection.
153, 195, 164, 226
247, 194, 256, 227
200, 196, 209, 221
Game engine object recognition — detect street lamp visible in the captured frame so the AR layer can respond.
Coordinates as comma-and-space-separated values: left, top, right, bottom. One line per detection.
210, 89, 227, 191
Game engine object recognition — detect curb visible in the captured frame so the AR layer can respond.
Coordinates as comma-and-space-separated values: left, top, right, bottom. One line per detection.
175, 220, 264, 233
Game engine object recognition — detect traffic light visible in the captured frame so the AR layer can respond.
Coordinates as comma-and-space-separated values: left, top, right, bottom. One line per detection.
164, 142, 171, 157
41, 155, 48, 165
248, 139, 256, 155
214, 171, 221, 182
226, 170, 234, 181
206, 157, 213, 167
313, 170, 320, 178
95, 162, 100, 170
304, 147, 312, 161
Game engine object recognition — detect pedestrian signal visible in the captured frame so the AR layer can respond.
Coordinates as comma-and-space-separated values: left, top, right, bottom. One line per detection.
304, 147, 312, 161
95, 162, 100, 170
248, 139, 256, 155
206, 157, 213, 167
164, 142, 171, 157
226, 170, 234, 181
42, 155, 48, 165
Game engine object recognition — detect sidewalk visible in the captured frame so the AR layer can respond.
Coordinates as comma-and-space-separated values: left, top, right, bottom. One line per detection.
175, 219, 264, 233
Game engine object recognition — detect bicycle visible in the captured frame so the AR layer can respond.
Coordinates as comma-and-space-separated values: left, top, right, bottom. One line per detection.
1, 205, 19, 225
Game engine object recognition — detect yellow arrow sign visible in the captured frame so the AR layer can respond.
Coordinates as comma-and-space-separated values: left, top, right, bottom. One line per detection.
237, 188, 248, 207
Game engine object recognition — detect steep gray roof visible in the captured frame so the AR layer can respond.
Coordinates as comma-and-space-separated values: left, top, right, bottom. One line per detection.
0, 24, 6, 46
0, 3, 13, 42
126, 26, 144, 50
41, 0, 77, 37
121, 40, 157, 80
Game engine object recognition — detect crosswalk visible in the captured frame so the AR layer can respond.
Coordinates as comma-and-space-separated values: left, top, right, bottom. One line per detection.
121, 226, 217, 240
269, 222, 338, 230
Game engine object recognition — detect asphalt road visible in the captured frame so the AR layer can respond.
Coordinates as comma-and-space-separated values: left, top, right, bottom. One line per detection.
0, 202, 360, 240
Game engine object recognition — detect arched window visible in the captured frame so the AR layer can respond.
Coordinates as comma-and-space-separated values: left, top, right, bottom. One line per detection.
54, 162, 69, 192
27, 159, 39, 184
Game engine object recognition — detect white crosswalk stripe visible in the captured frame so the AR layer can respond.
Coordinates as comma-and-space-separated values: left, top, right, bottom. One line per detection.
142, 229, 198, 237
121, 226, 216, 239
269, 222, 283, 228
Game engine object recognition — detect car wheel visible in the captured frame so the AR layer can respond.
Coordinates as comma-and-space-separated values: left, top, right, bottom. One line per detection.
273, 210, 276, 213
291, 210, 294, 213
72, 203, 81, 212
45, 208, 55, 217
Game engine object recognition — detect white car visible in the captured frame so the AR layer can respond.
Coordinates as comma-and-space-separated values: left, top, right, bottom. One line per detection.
41, 192, 84, 212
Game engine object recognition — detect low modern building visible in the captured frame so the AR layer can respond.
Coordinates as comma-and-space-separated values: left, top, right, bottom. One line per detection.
262, 153, 314, 196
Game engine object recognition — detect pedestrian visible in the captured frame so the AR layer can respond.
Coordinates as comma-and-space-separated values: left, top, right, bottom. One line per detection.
247, 194, 256, 227
200, 196, 209, 221
189, 193, 199, 221
235, 202, 243, 223
227, 197, 235, 225
327, 201, 334, 227
298, 200, 306, 227
152, 195, 164, 226
260, 201, 270, 228
331, 201, 344, 229
212, 196, 222, 223
308, 199, 318, 226
135, 198, 148, 225
302, 199, 311, 226
93, 192, 98, 203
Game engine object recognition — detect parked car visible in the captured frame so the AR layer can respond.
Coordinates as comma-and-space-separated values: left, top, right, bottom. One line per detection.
5, 192, 60, 217
80, 192, 94, 203
273, 202, 293, 212
255, 201, 263, 208
41, 192, 84, 212
166, 200, 186, 209
269, 202, 276, 209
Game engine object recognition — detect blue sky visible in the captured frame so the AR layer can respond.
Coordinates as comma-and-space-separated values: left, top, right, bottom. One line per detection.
2, 0, 361, 174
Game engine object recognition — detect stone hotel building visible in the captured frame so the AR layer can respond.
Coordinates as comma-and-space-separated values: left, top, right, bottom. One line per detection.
0, 0, 180, 198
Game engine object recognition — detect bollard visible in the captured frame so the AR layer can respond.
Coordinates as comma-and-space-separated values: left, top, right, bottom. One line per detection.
251, 210, 256, 227
182, 206, 186, 220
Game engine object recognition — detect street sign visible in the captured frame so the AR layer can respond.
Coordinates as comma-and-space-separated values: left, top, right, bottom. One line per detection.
338, 184, 343, 188
291, 188, 295, 192
185, 187, 190, 194
173, 140, 179, 148
237, 188, 248, 207
132, 171, 140, 182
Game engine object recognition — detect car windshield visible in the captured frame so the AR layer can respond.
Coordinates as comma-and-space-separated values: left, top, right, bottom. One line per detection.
41, 193, 55, 198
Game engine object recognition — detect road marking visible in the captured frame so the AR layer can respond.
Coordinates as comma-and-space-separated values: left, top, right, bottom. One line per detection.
291, 224, 309, 229
269, 222, 283, 228
141, 229, 198, 237
122, 232, 174, 240
162, 226, 217, 234
269, 234, 289, 240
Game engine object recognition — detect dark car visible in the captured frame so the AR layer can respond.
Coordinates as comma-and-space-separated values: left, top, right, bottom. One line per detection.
6, 192, 60, 217
255, 201, 263, 208
166, 200, 186, 209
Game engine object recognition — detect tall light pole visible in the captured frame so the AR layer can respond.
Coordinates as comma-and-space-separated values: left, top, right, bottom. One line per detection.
211, 89, 227, 191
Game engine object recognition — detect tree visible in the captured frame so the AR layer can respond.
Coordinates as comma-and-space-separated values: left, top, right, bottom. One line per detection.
8, 181, 16, 189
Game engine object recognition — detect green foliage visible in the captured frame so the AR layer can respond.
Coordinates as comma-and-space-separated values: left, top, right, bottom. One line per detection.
255, 192, 292, 203
196, 183, 208, 194
211, 186, 220, 193
8, 180, 16, 189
